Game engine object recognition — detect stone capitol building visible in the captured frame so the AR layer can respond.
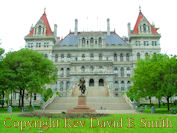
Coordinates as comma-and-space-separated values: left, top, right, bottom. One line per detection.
24, 9, 161, 98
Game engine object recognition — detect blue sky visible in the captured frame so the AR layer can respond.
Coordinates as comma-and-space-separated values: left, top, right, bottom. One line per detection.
0, 0, 176, 55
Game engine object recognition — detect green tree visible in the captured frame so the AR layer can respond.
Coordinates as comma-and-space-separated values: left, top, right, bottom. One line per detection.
2, 48, 57, 107
128, 54, 177, 111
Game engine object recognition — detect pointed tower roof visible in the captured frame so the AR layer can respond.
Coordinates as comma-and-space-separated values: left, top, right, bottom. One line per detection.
132, 10, 158, 34
27, 11, 53, 36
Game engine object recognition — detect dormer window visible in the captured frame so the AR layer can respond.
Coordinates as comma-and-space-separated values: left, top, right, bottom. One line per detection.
98, 37, 102, 45
90, 38, 94, 45
38, 26, 42, 34
82, 38, 85, 45
143, 24, 146, 32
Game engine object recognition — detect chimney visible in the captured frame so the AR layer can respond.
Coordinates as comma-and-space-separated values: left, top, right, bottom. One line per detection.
127, 23, 131, 38
74, 19, 78, 35
107, 18, 110, 35
54, 24, 57, 36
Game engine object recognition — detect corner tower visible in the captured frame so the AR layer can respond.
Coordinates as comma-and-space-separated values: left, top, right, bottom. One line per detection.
128, 9, 161, 65
24, 11, 58, 60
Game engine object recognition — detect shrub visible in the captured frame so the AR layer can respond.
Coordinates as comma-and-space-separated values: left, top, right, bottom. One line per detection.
43, 88, 53, 102
170, 108, 177, 114
56, 91, 61, 97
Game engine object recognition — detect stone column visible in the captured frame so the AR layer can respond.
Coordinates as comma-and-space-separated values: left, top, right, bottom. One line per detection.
64, 81, 67, 96
85, 78, 89, 89
95, 78, 98, 87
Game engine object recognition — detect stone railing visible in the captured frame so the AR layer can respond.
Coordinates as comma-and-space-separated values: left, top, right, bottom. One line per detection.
42, 93, 56, 110
123, 93, 135, 109
105, 87, 110, 96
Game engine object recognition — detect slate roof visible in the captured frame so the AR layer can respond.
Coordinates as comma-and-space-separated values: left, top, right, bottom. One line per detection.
58, 32, 126, 46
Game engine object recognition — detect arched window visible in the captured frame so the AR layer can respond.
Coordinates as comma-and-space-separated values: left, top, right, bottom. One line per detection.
38, 25, 42, 34
121, 81, 125, 91
82, 54, 85, 60
127, 81, 131, 84
121, 67, 124, 77
66, 81, 70, 90
89, 79, 94, 86
114, 53, 117, 61
120, 53, 123, 61
60, 81, 64, 91
99, 53, 102, 60
114, 67, 118, 74
66, 68, 70, 76
61, 68, 64, 76
126, 53, 129, 61
137, 53, 140, 60
33, 93, 37, 100
98, 37, 102, 45
81, 66, 85, 72
127, 81, 131, 90
55, 54, 58, 62
82, 38, 85, 45
115, 81, 119, 89
99, 79, 104, 86
90, 38, 94, 45
143, 24, 146, 32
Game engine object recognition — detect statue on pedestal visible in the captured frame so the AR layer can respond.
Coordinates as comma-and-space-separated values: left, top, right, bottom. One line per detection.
78, 77, 86, 95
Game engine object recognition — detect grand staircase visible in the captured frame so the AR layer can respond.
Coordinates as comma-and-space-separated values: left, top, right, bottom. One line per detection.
45, 86, 132, 111
45, 96, 131, 110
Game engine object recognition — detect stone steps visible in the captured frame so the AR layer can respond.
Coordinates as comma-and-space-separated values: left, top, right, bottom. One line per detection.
46, 96, 131, 110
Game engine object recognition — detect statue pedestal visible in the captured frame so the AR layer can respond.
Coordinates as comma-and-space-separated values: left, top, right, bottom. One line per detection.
67, 95, 95, 113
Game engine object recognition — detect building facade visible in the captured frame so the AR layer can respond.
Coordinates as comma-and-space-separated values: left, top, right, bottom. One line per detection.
24, 10, 161, 97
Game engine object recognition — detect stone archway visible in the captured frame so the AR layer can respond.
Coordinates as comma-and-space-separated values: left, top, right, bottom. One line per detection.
99, 79, 104, 86
89, 79, 94, 86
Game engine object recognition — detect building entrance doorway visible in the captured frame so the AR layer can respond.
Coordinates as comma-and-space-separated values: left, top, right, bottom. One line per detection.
99, 79, 104, 86
89, 79, 94, 86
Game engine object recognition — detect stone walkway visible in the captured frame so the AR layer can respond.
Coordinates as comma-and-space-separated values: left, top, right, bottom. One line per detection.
34, 109, 137, 114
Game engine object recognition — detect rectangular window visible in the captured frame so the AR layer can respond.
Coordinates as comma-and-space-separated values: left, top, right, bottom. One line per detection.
152, 41, 157, 46
144, 41, 149, 46
33, 93, 37, 100
136, 41, 140, 46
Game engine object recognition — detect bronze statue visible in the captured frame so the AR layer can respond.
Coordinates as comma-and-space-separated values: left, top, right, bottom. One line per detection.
78, 77, 86, 95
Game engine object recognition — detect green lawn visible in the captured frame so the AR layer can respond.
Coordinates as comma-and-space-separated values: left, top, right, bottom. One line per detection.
0, 106, 40, 113
0, 113, 176, 133
138, 103, 177, 114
